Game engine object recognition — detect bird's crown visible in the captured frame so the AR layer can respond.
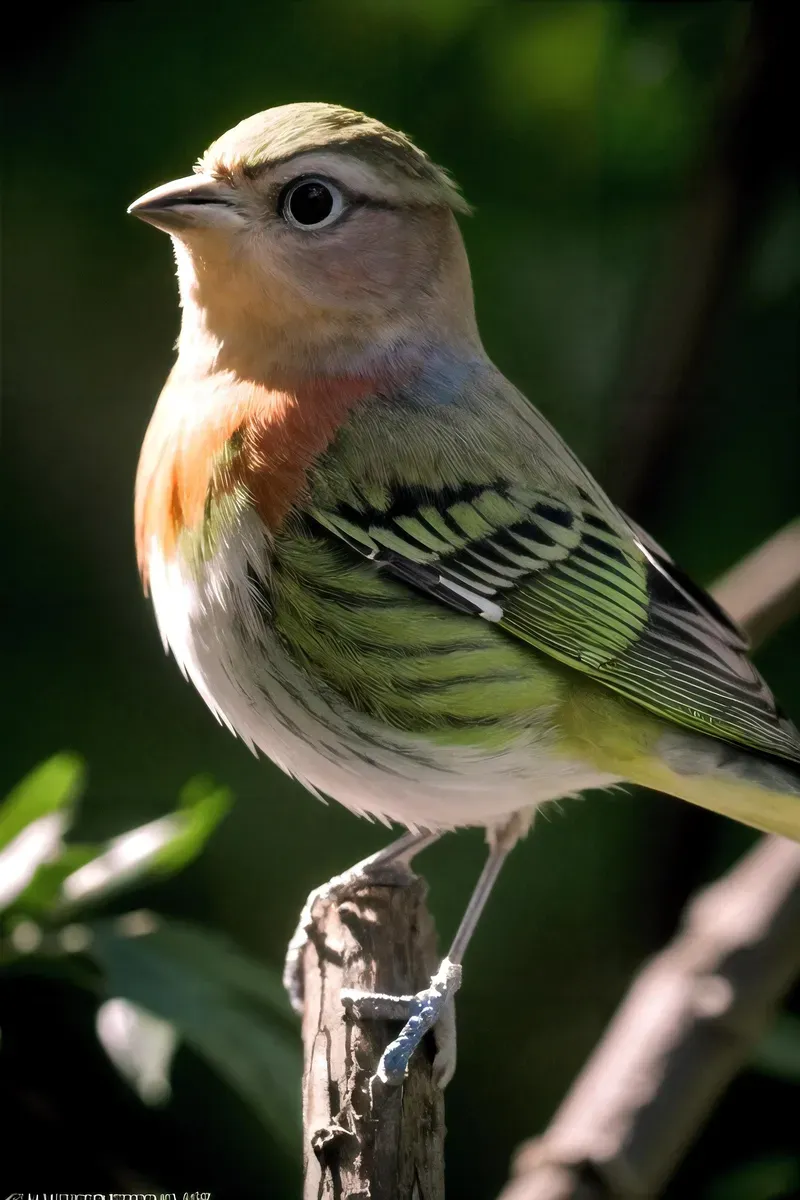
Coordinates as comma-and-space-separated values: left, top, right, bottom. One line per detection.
198, 102, 469, 213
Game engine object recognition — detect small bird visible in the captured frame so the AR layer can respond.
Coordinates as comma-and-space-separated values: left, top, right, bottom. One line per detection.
130, 103, 800, 1084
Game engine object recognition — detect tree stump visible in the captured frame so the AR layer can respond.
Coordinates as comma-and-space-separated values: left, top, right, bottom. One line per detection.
300, 873, 446, 1199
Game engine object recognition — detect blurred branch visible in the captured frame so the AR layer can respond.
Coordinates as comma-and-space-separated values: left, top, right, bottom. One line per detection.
497, 519, 800, 1200
300, 874, 445, 1200
714, 518, 800, 647
606, 2, 798, 517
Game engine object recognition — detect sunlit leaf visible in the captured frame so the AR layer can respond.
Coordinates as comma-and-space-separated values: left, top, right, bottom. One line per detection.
153, 775, 232, 875
0, 813, 70, 911
0, 754, 85, 851
88, 914, 300, 1150
59, 777, 232, 912
96, 997, 178, 1105
10, 844, 99, 916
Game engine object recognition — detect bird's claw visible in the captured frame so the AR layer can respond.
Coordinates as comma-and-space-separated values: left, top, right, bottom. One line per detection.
342, 956, 461, 1087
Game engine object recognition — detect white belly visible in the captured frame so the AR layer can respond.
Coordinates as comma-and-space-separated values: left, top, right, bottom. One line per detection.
146, 512, 618, 829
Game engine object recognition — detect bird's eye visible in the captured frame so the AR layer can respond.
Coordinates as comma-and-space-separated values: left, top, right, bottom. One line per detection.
280, 178, 345, 230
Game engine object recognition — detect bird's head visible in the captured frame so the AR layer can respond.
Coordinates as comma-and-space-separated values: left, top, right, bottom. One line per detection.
129, 103, 478, 382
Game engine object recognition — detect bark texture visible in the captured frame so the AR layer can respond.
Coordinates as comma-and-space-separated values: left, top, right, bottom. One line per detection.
301, 874, 446, 1200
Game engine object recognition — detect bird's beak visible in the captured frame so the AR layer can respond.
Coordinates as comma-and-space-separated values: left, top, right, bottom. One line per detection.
128, 173, 239, 233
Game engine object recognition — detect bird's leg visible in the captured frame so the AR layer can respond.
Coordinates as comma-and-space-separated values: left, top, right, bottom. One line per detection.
343, 810, 532, 1088
283, 828, 441, 1012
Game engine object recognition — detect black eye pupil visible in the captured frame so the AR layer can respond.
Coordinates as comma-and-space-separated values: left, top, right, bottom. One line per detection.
288, 181, 334, 226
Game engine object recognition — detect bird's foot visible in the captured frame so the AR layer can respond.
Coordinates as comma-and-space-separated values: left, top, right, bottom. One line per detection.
342, 957, 461, 1087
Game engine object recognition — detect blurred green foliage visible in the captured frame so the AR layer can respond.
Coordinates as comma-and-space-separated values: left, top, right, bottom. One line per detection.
0, 758, 300, 1184
3, 1, 799, 1196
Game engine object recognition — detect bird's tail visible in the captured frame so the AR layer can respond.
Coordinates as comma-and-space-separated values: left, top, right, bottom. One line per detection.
627, 733, 800, 842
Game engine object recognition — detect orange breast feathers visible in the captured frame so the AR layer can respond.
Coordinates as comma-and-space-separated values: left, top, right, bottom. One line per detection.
134, 370, 373, 588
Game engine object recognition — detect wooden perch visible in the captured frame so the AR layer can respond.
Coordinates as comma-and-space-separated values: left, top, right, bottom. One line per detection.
300, 873, 445, 1200
497, 519, 800, 1200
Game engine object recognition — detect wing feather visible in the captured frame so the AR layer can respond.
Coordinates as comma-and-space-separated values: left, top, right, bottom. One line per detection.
308, 480, 800, 764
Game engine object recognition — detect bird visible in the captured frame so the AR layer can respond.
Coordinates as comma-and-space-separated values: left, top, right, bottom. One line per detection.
130, 102, 800, 1085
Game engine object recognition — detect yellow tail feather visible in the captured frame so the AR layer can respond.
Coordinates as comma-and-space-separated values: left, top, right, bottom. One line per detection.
624, 756, 800, 842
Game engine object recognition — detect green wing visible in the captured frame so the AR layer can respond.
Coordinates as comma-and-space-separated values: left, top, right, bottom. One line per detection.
309, 478, 800, 764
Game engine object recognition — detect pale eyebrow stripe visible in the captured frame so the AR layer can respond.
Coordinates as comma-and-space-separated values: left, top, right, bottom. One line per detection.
240, 130, 437, 176
232, 150, 450, 215
239, 139, 386, 180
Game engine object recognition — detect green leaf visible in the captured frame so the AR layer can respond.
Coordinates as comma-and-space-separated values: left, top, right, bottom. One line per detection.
106, 916, 293, 1015
88, 914, 300, 1151
10, 844, 99, 916
58, 777, 232, 913
152, 775, 233, 875
0, 813, 70, 911
753, 1013, 800, 1084
0, 754, 85, 851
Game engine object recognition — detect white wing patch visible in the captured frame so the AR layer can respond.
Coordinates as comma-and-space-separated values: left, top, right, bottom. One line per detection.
440, 577, 504, 622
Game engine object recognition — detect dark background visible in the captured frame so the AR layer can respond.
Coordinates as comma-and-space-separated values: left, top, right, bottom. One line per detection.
3, 2, 799, 1197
